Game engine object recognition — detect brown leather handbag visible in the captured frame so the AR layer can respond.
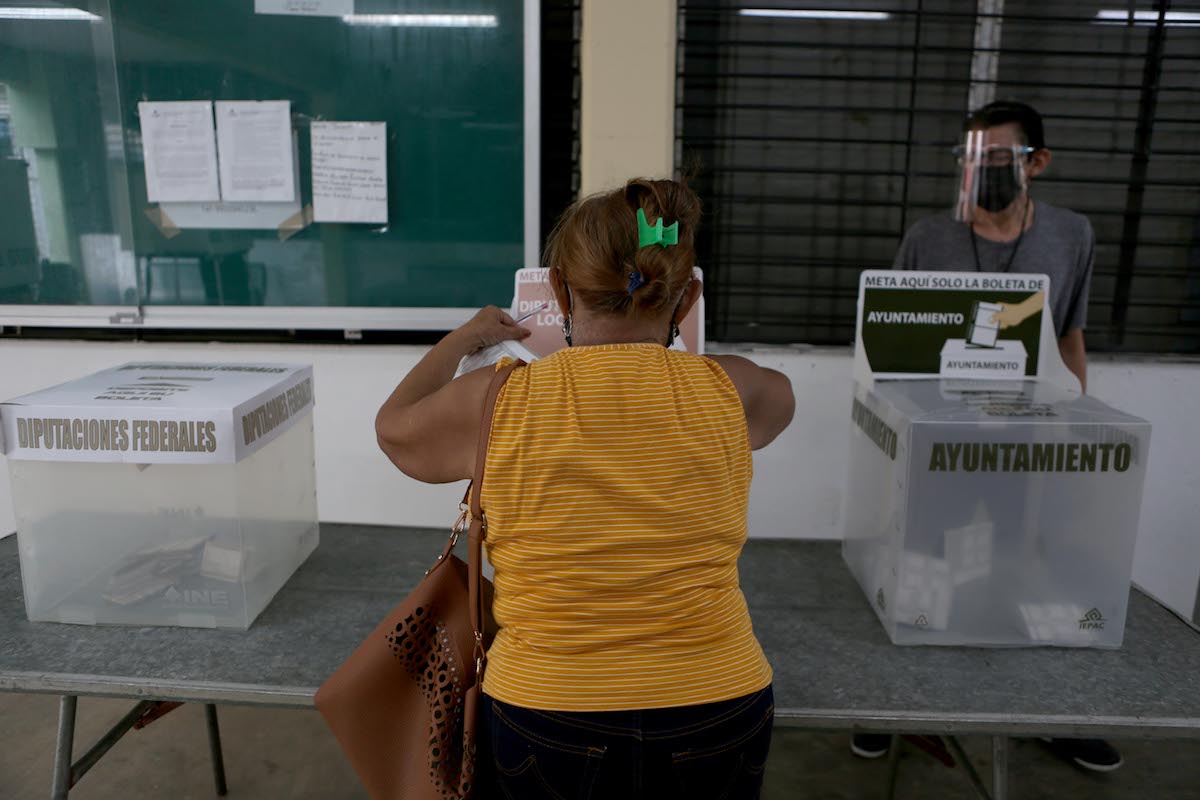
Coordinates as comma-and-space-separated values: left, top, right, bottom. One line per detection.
315, 362, 521, 800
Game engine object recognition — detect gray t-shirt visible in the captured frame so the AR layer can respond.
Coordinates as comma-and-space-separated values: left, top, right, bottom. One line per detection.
893, 201, 1095, 336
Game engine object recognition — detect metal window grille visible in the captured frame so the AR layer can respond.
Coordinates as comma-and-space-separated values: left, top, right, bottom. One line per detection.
541, 0, 582, 245
677, 1, 1200, 351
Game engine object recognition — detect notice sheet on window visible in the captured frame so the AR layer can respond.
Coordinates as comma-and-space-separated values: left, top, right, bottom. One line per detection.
215, 101, 296, 203
138, 101, 221, 203
310, 121, 388, 224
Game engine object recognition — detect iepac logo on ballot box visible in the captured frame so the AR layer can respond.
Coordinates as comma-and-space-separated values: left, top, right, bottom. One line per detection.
1078, 608, 1106, 631
854, 271, 1061, 383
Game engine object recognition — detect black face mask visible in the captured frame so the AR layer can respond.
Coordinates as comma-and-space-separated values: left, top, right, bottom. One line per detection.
978, 165, 1022, 212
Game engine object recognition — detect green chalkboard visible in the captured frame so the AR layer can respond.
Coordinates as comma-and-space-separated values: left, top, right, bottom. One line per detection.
0, 0, 526, 316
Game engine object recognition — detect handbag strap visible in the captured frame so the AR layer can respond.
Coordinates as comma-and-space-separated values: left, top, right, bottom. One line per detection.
468, 359, 524, 678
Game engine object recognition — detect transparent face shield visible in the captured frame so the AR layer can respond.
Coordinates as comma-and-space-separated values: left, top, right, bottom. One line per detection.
952, 129, 1035, 223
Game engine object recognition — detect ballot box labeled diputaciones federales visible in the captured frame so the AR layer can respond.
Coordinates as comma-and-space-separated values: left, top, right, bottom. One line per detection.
843, 271, 1151, 647
0, 363, 318, 629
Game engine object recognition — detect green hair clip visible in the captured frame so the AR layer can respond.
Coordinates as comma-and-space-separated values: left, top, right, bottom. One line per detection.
637, 208, 679, 249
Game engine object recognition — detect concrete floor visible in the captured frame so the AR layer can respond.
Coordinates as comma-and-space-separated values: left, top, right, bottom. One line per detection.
2, 693, 1198, 799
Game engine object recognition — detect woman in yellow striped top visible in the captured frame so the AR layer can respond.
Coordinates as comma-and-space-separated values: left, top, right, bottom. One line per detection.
376, 178, 794, 800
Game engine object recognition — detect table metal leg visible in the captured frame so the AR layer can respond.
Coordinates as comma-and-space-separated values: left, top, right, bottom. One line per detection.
992, 736, 1008, 800
946, 735, 993, 800
205, 704, 228, 796
51, 695, 77, 800
47, 698, 227, 797
79, 701, 157, 786
884, 734, 901, 800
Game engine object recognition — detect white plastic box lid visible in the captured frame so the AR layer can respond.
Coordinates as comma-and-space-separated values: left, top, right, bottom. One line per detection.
872, 379, 1149, 427
0, 362, 314, 465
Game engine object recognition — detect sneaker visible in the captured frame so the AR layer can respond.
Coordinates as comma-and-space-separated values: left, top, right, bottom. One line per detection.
1041, 738, 1124, 772
851, 733, 893, 759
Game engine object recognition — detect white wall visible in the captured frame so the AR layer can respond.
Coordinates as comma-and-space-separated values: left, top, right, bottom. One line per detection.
1089, 359, 1200, 622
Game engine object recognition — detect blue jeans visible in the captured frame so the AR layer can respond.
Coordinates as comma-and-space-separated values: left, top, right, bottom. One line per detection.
479, 685, 774, 800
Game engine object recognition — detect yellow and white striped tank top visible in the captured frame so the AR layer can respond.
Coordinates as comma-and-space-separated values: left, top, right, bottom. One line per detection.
480, 343, 773, 712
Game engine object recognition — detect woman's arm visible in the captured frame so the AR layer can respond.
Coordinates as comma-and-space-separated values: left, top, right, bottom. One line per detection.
375, 307, 530, 483
707, 355, 796, 450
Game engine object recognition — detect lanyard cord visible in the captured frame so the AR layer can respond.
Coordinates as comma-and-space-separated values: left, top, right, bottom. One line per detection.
971, 197, 1031, 273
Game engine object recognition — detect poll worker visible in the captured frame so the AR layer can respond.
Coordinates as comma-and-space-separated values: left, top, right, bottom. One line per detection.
850, 102, 1120, 773
376, 177, 795, 799
894, 100, 1094, 392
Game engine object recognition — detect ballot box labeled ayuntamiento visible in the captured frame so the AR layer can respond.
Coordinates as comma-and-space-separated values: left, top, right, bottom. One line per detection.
844, 271, 1151, 646
0, 363, 318, 629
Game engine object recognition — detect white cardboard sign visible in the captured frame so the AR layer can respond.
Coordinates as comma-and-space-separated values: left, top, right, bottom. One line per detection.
509, 267, 706, 358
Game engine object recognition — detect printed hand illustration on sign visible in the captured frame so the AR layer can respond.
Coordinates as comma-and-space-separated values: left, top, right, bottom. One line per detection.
990, 291, 1045, 329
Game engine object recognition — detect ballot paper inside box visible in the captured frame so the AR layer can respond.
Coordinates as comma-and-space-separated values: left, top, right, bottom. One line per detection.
842, 379, 1151, 647
881, 550, 953, 632
0, 363, 319, 629
944, 516, 994, 585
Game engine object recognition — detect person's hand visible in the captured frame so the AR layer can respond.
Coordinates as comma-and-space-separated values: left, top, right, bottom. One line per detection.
455, 306, 531, 354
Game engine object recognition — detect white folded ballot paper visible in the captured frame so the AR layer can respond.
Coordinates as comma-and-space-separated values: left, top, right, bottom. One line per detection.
455, 338, 540, 378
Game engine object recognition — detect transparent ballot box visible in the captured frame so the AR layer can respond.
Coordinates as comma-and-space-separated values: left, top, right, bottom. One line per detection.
1, 363, 318, 629
842, 379, 1150, 647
